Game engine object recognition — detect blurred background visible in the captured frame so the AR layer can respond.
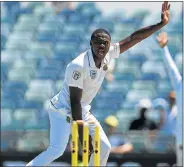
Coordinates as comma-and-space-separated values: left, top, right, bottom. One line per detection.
1, 1, 183, 167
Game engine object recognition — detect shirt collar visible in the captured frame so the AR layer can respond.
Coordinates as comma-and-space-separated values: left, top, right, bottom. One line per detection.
88, 49, 96, 68
87, 49, 108, 68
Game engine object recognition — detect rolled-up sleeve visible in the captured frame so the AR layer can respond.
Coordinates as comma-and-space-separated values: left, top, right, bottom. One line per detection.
163, 46, 182, 90
109, 42, 120, 59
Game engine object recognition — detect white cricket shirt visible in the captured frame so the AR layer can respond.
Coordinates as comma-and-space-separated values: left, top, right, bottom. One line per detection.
163, 46, 182, 146
51, 43, 120, 116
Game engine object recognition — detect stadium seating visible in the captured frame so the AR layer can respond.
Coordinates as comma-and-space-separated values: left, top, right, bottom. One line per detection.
1, 1, 182, 135
16, 131, 49, 151
29, 42, 53, 57
25, 79, 55, 102
116, 110, 138, 132
34, 5, 55, 18
1, 109, 14, 130
105, 80, 131, 94
22, 100, 43, 109
1, 50, 23, 64
157, 80, 172, 99
8, 67, 34, 83
131, 80, 156, 90
141, 61, 167, 79
125, 89, 156, 102
13, 109, 38, 129
26, 2, 44, 9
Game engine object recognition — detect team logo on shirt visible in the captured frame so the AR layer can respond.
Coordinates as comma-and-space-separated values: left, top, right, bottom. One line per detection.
103, 64, 108, 71
90, 70, 97, 79
73, 71, 81, 80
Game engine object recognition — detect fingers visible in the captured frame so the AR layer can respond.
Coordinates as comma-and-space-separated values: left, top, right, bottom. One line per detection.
163, 32, 167, 37
157, 32, 168, 42
159, 32, 167, 39
162, 2, 164, 12
163, 2, 165, 11
162, 1, 166, 12
163, 1, 170, 11
163, 32, 168, 39
156, 36, 161, 42
165, 1, 168, 10
156, 32, 168, 47
159, 32, 164, 38
168, 4, 170, 10
165, 1, 170, 10
160, 32, 163, 36
162, 1, 170, 11
162, 2, 166, 12
163, 1, 166, 11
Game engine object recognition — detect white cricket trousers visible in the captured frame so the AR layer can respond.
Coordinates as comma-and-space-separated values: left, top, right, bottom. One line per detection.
26, 104, 111, 166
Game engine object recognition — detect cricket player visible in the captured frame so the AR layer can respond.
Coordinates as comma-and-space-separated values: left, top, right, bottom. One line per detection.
156, 32, 183, 166
27, 2, 170, 166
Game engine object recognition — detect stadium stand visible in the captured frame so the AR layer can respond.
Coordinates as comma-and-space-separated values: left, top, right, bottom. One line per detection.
1, 1, 182, 166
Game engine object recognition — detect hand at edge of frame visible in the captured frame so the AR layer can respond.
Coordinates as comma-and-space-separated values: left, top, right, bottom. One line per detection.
161, 1, 170, 26
156, 32, 168, 48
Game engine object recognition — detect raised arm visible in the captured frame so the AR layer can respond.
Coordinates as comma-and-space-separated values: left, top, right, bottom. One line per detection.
119, 1, 170, 54
156, 32, 182, 90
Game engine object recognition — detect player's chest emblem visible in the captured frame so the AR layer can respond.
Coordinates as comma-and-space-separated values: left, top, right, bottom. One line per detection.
90, 70, 97, 79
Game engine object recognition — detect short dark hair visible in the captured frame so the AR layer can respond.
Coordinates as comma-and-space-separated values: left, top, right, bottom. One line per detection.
91, 28, 111, 41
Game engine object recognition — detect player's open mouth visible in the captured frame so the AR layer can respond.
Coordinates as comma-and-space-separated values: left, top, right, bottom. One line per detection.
98, 50, 105, 56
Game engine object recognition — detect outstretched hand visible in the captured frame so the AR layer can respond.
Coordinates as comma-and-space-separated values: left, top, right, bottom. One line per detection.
161, 1, 170, 25
156, 32, 168, 48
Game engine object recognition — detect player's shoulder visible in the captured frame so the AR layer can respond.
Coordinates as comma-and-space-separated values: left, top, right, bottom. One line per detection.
67, 50, 89, 70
